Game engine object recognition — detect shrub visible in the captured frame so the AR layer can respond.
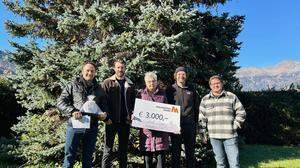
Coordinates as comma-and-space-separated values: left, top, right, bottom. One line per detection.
237, 90, 300, 145
11, 110, 213, 167
11, 109, 66, 166
0, 137, 20, 166
0, 76, 25, 137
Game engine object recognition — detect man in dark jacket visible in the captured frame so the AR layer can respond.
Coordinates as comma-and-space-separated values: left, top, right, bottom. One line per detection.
57, 61, 108, 168
166, 67, 199, 168
101, 59, 135, 168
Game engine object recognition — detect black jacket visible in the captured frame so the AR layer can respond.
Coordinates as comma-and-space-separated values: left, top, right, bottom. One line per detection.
57, 76, 107, 127
165, 83, 199, 125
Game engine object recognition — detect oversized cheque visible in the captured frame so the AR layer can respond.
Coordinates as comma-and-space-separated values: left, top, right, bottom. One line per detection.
132, 98, 180, 134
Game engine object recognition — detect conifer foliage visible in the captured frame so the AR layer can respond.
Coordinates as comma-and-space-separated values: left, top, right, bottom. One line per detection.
3, 0, 244, 166
4, 0, 243, 111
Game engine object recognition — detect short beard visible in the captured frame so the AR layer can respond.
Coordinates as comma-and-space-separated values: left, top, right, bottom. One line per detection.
116, 72, 125, 78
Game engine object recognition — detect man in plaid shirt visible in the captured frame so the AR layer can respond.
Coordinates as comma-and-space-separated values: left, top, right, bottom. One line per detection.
199, 75, 246, 168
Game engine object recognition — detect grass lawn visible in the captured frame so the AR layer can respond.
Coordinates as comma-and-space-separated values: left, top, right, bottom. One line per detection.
1, 144, 299, 167
240, 144, 300, 168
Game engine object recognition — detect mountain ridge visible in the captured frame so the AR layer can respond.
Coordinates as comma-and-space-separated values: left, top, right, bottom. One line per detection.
236, 60, 300, 91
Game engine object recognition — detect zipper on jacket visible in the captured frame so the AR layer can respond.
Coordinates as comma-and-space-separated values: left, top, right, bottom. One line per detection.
116, 78, 130, 123
114, 80, 121, 123
153, 136, 156, 151
124, 81, 129, 118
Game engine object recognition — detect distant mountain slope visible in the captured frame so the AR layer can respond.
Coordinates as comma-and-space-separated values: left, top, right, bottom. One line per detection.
236, 60, 300, 91
0, 51, 15, 75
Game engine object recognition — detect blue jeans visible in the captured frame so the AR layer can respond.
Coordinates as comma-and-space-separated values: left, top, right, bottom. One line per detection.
63, 126, 98, 168
210, 137, 239, 168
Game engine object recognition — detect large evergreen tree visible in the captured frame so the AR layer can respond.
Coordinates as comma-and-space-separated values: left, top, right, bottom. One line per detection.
3, 0, 244, 166
4, 0, 243, 111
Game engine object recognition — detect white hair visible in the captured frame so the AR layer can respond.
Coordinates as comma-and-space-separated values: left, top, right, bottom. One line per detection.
144, 72, 157, 82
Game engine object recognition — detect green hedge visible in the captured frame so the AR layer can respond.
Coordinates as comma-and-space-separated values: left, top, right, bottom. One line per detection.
237, 90, 300, 145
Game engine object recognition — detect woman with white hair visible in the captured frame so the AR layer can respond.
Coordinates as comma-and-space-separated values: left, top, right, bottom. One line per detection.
137, 72, 169, 168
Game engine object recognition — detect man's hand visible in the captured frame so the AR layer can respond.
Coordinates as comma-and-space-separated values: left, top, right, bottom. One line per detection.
72, 111, 82, 119
105, 119, 112, 125
98, 112, 107, 121
126, 115, 132, 125
200, 133, 208, 144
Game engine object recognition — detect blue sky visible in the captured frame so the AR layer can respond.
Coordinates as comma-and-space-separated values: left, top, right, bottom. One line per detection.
1, 0, 300, 68
205, 0, 300, 67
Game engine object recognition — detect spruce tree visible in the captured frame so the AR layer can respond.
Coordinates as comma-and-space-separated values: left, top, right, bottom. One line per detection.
4, 0, 243, 111
3, 0, 244, 165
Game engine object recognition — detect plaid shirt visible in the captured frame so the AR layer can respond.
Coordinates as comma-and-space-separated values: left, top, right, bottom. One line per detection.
198, 90, 246, 139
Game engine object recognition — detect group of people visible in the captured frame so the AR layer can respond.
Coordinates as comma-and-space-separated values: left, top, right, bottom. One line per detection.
57, 59, 246, 168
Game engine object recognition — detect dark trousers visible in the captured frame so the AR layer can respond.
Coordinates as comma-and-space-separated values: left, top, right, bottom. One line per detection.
63, 126, 98, 168
171, 123, 196, 168
101, 123, 130, 168
144, 151, 166, 168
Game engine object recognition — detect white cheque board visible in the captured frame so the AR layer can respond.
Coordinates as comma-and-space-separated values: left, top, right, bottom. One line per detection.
132, 98, 180, 134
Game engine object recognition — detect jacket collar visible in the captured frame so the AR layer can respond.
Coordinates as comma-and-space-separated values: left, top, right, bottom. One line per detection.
75, 75, 97, 89
108, 74, 133, 85
209, 90, 227, 98
142, 87, 159, 95
172, 83, 188, 89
